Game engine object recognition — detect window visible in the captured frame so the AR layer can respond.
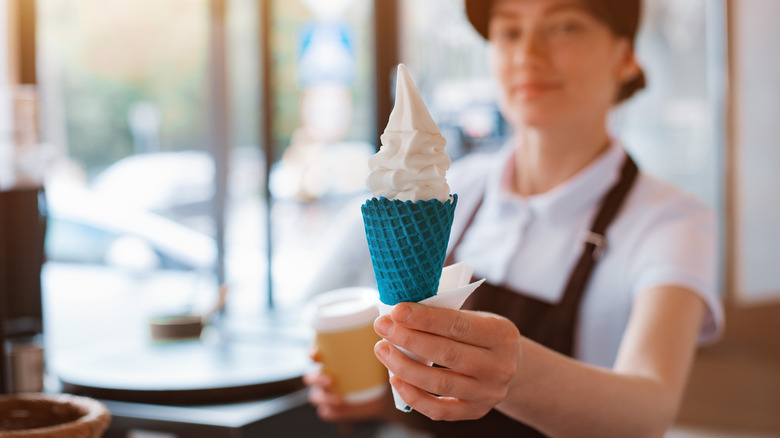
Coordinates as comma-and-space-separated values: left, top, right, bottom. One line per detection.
264, 0, 376, 311
732, 0, 780, 302
37, 0, 378, 358
39, 0, 221, 356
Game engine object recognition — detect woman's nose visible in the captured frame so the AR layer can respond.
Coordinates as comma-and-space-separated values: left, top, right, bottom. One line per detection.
511, 29, 546, 67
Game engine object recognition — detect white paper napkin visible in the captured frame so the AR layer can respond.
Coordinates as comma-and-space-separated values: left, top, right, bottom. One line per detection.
377, 262, 485, 412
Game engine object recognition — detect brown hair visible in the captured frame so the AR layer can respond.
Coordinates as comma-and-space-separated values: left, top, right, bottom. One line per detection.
465, 0, 646, 102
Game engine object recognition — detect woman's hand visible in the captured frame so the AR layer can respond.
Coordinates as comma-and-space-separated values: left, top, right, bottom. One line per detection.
303, 347, 390, 423
373, 302, 522, 421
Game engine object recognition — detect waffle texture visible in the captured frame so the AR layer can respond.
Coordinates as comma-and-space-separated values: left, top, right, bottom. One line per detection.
362, 195, 458, 305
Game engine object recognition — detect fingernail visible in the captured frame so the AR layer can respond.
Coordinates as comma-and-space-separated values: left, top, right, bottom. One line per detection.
375, 318, 394, 337
395, 304, 411, 323
375, 342, 389, 361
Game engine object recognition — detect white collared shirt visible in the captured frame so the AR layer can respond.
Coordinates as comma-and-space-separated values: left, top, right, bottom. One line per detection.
448, 140, 724, 367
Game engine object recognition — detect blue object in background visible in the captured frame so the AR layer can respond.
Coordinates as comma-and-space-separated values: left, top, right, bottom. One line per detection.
297, 22, 355, 87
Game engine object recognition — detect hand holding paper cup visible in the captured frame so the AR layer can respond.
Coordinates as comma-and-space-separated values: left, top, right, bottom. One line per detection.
307, 287, 388, 404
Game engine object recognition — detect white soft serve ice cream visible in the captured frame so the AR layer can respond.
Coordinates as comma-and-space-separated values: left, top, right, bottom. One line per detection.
367, 64, 451, 203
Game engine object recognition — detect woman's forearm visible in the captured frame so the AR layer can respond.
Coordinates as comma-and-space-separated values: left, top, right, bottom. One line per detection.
497, 337, 678, 438
498, 287, 706, 437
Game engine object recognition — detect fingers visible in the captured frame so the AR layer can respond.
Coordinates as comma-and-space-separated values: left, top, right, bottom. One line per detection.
387, 302, 517, 348
308, 385, 354, 423
375, 309, 520, 386
302, 367, 332, 388
303, 367, 340, 417
375, 318, 492, 377
304, 365, 390, 423
308, 345, 321, 362
389, 375, 490, 422
313, 390, 389, 423
305, 372, 356, 422
373, 307, 522, 421
308, 383, 344, 408
375, 340, 504, 405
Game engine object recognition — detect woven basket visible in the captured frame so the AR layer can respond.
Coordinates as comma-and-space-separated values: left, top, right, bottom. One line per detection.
0, 394, 111, 438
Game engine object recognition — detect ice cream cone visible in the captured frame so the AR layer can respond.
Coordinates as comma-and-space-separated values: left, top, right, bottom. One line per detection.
362, 195, 457, 305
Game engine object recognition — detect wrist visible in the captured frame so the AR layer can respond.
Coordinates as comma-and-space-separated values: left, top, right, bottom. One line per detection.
496, 335, 533, 417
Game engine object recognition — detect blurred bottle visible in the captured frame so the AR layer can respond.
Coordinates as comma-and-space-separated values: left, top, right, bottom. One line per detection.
7, 336, 45, 393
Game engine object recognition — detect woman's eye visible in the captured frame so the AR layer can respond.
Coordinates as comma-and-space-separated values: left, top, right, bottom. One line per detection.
550, 20, 583, 35
489, 22, 522, 43
500, 28, 521, 40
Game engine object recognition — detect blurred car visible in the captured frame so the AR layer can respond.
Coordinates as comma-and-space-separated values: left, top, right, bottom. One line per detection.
45, 182, 216, 272
91, 150, 215, 216
430, 78, 510, 160
91, 147, 265, 219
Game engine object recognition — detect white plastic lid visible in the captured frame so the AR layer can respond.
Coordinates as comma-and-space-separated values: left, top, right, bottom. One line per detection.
307, 287, 380, 332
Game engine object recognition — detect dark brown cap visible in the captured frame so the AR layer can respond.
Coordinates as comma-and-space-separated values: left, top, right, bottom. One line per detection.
465, 0, 642, 41
465, 0, 493, 40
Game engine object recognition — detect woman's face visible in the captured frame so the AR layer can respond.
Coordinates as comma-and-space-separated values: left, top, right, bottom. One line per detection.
487, 0, 639, 129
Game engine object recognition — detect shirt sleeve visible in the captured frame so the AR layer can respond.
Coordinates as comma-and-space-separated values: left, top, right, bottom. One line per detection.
303, 195, 377, 297
628, 196, 724, 345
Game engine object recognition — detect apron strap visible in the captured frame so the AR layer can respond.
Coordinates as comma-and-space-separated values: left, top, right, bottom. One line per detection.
557, 154, 639, 346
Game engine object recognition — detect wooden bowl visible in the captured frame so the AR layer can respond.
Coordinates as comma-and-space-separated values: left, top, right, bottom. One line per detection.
148, 314, 204, 342
0, 393, 111, 437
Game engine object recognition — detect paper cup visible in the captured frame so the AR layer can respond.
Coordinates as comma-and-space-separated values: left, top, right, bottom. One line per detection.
307, 287, 387, 404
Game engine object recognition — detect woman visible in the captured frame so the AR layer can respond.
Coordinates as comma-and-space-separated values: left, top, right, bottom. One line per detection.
305, 0, 723, 436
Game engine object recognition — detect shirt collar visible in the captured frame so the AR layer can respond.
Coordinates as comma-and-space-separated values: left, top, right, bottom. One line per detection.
488, 139, 626, 223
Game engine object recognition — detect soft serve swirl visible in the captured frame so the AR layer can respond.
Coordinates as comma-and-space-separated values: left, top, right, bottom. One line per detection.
367, 64, 451, 203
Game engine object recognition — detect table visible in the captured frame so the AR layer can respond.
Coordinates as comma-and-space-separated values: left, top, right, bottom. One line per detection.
99, 390, 379, 438
55, 335, 308, 405
52, 326, 381, 436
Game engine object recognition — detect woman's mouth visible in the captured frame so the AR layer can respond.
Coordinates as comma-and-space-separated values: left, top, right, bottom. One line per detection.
512, 81, 563, 99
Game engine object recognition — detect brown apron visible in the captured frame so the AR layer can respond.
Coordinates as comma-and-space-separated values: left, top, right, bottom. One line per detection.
401, 154, 638, 437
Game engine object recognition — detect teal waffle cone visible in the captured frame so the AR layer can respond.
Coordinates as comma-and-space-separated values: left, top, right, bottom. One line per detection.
361, 195, 458, 305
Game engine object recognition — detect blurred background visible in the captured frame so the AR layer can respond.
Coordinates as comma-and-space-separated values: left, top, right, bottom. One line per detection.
0, 0, 778, 436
